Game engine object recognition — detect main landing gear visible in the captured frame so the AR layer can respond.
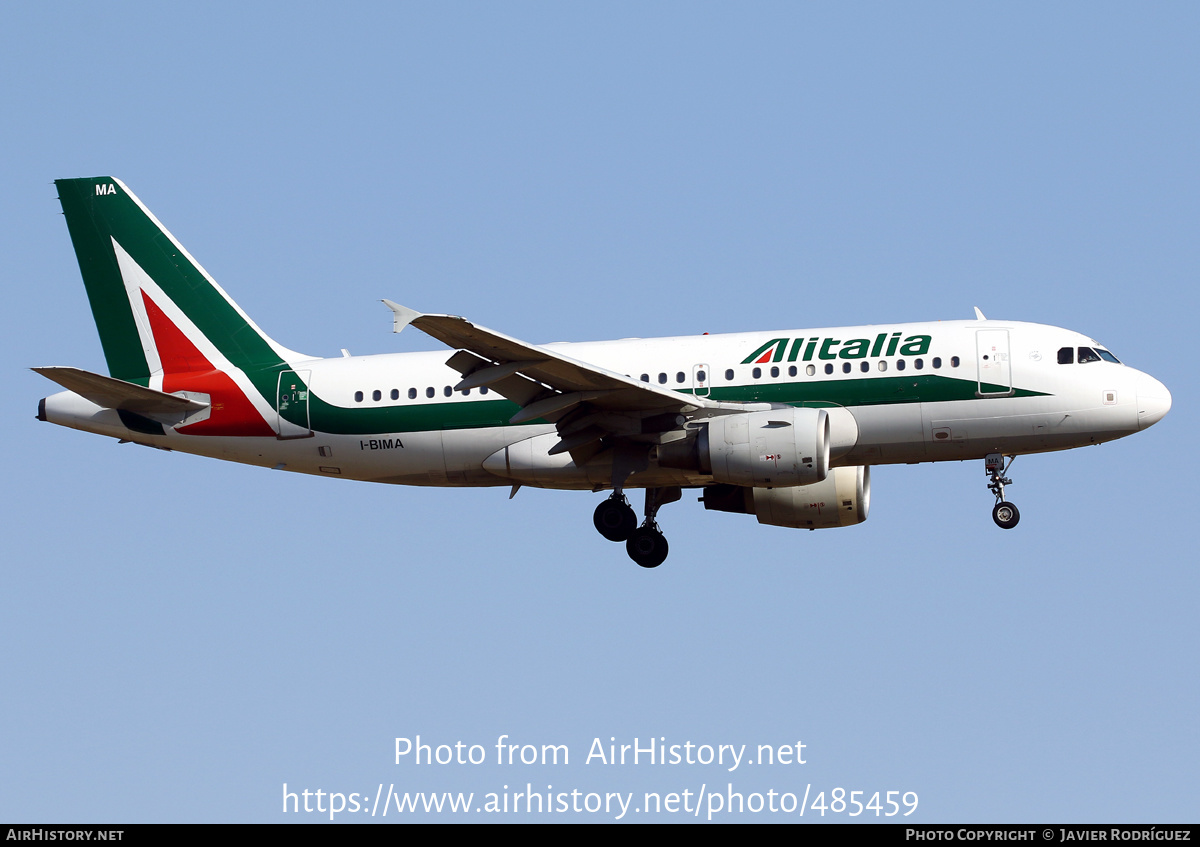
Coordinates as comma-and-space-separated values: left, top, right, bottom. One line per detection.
985, 453, 1020, 530
593, 494, 637, 541
593, 487, 681, 568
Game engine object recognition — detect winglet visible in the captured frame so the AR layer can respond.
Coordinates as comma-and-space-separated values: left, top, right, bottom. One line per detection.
382, 300, 423, 333
973, 306, 987, 321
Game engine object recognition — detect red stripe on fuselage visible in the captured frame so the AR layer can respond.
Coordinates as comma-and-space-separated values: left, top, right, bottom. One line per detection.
141, 291, 276, 436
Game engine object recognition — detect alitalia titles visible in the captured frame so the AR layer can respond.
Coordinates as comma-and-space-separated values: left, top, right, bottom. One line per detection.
741, 333, 932, 365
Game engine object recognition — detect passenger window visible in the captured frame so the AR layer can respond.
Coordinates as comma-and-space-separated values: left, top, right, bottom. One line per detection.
824, 363, 833, 375
1078, 347, 1101, 364
354, 391, 363, 403
752, 367, 762, 379
481, 386, 489, 395
951, 356, 960, 368
914, 358, 924, 370
444, 386, 452, 396
461, 388, 471, 395
426, 387, 434, 398
408, 388, 417, 400
932, 357, 942, 369
640, 374, 649, 383
842, 362, 851, 374
724, 369, 734, 381
658, 373, 667, 384
860, 361, 869, 372
372, 390, 382, 401
788, 365, 797, 377
896, 359, 906, 371
806, 365, 816, 376
770, 366, 779, 378
1058, 347, 1074, 364
390, 389, 399, 400
676, 371, 685, 383
696, 370, 707, 383
878, 360, 887, 372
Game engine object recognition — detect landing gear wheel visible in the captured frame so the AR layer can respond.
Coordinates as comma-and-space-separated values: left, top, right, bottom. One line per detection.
992, 501, 1020, 530
985, 454, 1020, 530
594, 496, 637, 542
626, 525, 669, 568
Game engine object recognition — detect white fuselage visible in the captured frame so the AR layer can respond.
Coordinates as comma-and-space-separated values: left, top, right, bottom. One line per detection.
41, 319, 1171, 491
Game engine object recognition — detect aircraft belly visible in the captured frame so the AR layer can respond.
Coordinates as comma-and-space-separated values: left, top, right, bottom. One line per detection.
841, 404, 926, 463
440, 426, 540, 486
307, 430, 495, 486
477, 429, 706, 490
922, 398, 1139, 457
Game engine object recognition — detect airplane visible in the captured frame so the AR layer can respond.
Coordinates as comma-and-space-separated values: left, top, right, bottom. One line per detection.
36, 177, 1172, 568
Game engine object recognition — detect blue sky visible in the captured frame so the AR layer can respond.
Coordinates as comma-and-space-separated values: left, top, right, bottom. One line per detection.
2, 2, 1196, 822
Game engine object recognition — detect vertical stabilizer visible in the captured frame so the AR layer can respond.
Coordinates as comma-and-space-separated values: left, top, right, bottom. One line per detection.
54, 177, 309, 385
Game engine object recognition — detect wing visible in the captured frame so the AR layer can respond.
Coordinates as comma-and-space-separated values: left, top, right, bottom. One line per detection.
382, 301, 732, 460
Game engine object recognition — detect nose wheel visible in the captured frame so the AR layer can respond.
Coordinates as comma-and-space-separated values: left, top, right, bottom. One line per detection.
991, 500, 1020, 530
985, 453, 1020, 529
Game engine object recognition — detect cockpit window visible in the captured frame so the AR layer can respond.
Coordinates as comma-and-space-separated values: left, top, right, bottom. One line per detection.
1095, 348, 1121, 364
1077, 347, 1101, 364
1058, 347, 1073, 364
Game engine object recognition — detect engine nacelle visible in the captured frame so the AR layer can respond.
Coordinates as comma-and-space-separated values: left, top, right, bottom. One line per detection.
704, 407, 830, 487
701, 466, 871, 529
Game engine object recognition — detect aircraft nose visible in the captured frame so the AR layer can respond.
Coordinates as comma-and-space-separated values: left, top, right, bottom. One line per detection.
1135, 372, 1172, 430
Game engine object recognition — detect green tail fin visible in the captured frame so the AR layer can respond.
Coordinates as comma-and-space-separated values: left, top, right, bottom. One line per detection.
55, 177, 304, 383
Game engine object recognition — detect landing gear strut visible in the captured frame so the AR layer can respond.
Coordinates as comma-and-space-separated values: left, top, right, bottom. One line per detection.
591, 445, 680, 567
625, 487, 681, 569
985, 453, 1020, 529
593, 487, 681, 567
593, 445, 648, 543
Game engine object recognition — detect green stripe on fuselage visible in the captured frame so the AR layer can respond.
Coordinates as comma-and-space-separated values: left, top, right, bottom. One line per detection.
289, 373, 1048, 436
705, 374, 1046, 406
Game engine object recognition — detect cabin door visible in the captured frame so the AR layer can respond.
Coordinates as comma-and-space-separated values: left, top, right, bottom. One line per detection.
975, 331, 1013, 396
276, 369, 313, 438
692, 363, 711, 398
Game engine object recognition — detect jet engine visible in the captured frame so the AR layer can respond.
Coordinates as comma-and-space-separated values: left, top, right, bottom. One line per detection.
700, 465, 871, 529
658, 407, 830, 487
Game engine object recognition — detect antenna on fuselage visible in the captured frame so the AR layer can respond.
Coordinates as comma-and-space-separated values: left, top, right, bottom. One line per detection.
973, 306, 987, 321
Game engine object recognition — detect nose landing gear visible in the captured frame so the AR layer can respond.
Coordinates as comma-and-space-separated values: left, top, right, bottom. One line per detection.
985, 453, 1020, 529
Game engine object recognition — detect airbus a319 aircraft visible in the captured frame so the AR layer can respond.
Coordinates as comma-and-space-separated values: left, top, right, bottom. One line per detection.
37, 178, 1172, 567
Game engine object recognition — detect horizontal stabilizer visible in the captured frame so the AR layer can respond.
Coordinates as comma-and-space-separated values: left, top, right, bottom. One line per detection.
32, 367, 209, 417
